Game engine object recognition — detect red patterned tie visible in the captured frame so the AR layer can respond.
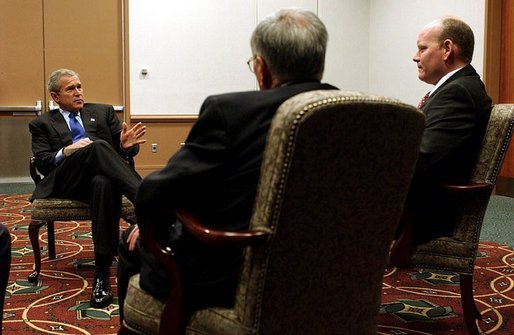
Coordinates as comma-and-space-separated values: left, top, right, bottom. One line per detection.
417, 92, 430, 109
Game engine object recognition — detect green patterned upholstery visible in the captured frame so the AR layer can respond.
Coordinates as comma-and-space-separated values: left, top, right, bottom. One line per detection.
31, 196, 134, 221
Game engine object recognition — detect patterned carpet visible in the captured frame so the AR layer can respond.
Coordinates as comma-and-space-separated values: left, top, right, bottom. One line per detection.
2, 194, 122, 334
379, 243, 514, 334
1, 193, 513, 334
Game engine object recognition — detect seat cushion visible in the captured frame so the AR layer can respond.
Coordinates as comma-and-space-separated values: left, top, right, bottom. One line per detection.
31, 196, 134, 221
123, 274, 165, 335
411, 237, 476, 273
31, 198, 91, 221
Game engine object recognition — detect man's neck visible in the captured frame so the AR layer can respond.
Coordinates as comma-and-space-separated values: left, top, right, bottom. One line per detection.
431, 64, 467, 95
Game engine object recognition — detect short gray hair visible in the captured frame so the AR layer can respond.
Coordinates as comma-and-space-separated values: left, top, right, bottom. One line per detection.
250, 8, 328, 82
47, 68, 79, 92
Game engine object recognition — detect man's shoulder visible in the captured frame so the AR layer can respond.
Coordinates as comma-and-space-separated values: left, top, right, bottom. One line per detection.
30, 108, 58, 125
83, 103, 114, 111
207, 81, 336, 102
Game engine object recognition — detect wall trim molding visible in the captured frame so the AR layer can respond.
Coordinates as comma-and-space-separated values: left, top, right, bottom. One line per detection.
131, 114, 198, 123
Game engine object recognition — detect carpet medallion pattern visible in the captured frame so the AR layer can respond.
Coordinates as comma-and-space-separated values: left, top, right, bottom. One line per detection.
1, 193, 513, 334
379, 242, 514, 334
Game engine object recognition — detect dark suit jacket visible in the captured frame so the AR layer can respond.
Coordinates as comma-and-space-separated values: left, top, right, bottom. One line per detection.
408, 64, 492, 242
29, 103, 138, 199
135, 81, 337, 308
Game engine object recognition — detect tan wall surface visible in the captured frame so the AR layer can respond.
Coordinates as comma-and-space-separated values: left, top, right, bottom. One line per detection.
43, 0, 124, 107
0, 0, 125, 181
0, 0, 44, 106
131, 118, 195, 177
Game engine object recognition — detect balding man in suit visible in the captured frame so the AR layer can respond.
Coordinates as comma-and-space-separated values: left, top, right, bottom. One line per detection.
405, 17, 492, 243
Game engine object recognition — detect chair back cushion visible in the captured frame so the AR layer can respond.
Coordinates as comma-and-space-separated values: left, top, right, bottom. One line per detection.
471, 104, 514, 184
230, 90, 425, 334
457, 104, 514, 242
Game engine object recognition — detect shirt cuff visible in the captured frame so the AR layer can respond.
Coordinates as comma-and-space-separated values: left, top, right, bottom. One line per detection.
55, 148, 65, 165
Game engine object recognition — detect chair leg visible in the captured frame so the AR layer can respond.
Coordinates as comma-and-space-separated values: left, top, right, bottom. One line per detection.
47, 221, 56, 259
28, 219, 47, 283
460, 273, 481, 335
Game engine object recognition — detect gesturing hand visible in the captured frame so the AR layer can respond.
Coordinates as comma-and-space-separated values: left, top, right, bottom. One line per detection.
120, 122, 147, 150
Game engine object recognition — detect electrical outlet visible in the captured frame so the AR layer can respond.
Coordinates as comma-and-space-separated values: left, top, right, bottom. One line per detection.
151, 143, 157, 153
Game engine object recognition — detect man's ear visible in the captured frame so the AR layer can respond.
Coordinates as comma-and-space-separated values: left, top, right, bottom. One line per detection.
49, 91, 60, 103
442, 39, 455, 62
255, 56, 272, 90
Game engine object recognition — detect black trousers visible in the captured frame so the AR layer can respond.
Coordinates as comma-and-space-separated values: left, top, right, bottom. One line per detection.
33, 140, 141, 259
0, 224, 11, 334
116, 223, 241, 323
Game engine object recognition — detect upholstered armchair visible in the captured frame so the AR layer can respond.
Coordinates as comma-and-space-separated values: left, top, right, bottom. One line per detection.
119, 90, 425, 335
390, 104, 514, 335
27, 157, 135, 283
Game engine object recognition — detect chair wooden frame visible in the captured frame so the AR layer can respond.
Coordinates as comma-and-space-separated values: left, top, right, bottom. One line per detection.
118, 208, 270, 335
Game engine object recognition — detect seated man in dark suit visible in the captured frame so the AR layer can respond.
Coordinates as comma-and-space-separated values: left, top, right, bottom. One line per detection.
0, 223, 11, 331
117, 8, 338, 320
404, 17, 492, 243
29, 69, 146, 308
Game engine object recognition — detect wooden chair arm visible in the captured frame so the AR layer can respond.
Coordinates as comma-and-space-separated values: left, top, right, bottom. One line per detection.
133, 208, 269, 335
442, 183, 493, 193
139, 218, 183, 335
174, 208, 270, 247
390, 182, 494, 268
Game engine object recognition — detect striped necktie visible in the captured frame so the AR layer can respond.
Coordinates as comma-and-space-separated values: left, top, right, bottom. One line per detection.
417, 92, 430, 109
69, 112, 85, 142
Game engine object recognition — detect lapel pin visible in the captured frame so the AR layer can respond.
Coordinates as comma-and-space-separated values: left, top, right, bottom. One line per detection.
90, 118, 95, 122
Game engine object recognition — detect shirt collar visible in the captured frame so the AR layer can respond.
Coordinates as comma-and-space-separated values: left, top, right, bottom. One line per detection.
429, 66, 464, 97
59, 108, 81, 118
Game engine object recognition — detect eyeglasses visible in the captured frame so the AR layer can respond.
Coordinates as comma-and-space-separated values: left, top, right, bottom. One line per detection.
246, 55, 256, 73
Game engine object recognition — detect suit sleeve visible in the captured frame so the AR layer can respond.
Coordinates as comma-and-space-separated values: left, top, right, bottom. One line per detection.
416, 83, 476, 179
135, 95, 229, 226
29, 118, 61, 176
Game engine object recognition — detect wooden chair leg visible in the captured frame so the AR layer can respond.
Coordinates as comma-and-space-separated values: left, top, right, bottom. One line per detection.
460, 273, 481, 335
28, 219, 46, 283
47, 221, 56, 259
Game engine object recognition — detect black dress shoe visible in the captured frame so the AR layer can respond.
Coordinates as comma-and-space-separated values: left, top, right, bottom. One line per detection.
90, 277, 113, 308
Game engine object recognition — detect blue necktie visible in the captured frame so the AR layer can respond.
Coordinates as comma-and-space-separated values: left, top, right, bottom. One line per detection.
69, 113, 85, 142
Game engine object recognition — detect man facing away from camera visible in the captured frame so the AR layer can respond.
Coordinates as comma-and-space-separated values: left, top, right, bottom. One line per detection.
117, 8, 338, 321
